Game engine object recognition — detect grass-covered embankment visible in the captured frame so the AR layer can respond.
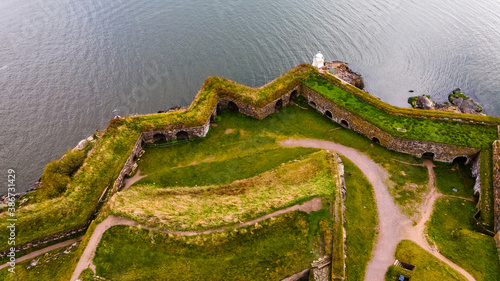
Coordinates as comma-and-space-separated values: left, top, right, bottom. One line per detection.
427, 197, 500, 281
303, 74, 499, 148
111, 151, 336, 231
93, 210, 333, 280
342, 157, 378, 281
385, 240, 468, 281
0, 242, 82, 281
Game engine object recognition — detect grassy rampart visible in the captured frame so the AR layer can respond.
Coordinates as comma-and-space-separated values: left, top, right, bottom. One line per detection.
319, 72, 500, 125
303, 74, 499, 148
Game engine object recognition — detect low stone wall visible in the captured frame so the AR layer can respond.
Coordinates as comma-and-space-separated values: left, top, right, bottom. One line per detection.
111, 135, 145, 194
301, 86, 481, 163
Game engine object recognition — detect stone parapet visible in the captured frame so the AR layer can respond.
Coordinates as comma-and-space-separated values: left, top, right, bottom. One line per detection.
493, 141, 500, 233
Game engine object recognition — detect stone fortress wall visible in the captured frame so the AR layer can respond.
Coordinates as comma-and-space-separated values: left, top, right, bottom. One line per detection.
8, 70, 500, 258
301, 85, 481, 163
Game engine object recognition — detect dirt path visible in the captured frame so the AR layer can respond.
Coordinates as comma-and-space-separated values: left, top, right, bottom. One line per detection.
70, 198, 322, 281
122, 170, 146, 191
280, 138, 411, 281
401, 160, 476, 281
280, 139, 475, 281
0, 236, 83, 270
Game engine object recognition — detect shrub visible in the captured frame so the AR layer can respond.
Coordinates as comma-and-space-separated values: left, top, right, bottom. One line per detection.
39, 149, 86, 199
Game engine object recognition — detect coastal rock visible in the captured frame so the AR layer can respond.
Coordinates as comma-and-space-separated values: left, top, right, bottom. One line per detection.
408, 88, 483, 115
324, 61, 365, 89
415, 95, 435, 110
449, 88, 482, 115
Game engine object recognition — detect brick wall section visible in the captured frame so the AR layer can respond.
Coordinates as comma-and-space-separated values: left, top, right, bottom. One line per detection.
301, 86, 481, 163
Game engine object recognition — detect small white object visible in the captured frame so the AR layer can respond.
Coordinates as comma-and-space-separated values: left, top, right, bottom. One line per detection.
312, 52, 325, 68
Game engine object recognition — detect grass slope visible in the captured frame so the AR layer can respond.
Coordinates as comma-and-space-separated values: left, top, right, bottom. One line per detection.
342, 157, 378, 281
111, 151, 335, 231
385, 240, 467, 281
94, 210, 333, 281
0, 242, 81, 281
427, 197, 500, 281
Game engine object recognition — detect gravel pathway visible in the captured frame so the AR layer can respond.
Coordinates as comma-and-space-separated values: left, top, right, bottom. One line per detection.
280, 138, 475, 281
0, 236, 83, 271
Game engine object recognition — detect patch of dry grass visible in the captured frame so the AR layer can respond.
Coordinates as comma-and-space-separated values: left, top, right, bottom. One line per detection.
110, 151, 336, 231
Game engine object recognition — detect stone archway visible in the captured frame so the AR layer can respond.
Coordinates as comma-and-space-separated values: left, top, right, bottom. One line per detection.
153, 133, 166, 142
290, 90, 298, 100
176, 131, 189, 140
228, 101, 239, 113
275, 99, 283, 111
372, 137, 380, 144
324, 110, 333, 119
309, 101, 317, 108
422, 152, 435, 160
453, 156, 468, 165
340, 120, 349, 128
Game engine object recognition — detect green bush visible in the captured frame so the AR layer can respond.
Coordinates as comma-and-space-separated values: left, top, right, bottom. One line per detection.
39, 149, 86, 199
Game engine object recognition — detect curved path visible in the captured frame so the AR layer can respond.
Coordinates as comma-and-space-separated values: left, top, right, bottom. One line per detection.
280, 138, 475, 281
70, 198, 322, 281
0, 236, 83, 270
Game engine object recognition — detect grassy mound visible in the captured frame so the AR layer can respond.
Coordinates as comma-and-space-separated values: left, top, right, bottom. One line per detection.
93, 209, 334, 281
385, 240, 467, 281
111, 151, 336, 231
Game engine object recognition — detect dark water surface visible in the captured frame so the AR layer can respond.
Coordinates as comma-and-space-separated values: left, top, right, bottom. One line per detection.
1, 0, 500, 194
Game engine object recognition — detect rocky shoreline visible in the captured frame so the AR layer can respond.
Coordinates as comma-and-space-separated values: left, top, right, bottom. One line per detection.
323, 61, 365, 89
408, 88, 483, 115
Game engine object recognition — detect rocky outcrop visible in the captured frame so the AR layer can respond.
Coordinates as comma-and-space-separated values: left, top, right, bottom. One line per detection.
448, 88, 483, 115
324, 61, 365, 89
408, 88, 483, 115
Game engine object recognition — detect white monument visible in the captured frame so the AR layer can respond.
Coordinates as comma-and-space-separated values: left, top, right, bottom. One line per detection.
312, 52, 325, 68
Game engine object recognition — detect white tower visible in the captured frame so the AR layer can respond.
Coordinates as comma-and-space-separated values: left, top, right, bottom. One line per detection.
312, 52, 325, 68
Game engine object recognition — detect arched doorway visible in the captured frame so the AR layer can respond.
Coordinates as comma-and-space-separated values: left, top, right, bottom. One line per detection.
275, 99, 283, 111
290, 90, 298, 100
309, 101, 317, 108
153, 133, 166, 142
372, 137, 380, 144
340, 120, 349, 128
422, 152, 435, 160
453, 156, 468, 165
324, 111, 333, 119
228, 101, 239, 112
176, 131, 189, 140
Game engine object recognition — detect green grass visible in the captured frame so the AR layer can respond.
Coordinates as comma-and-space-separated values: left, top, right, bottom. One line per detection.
385, 240, 468, 281
427, 197, 500, 281
94, 210, 333, 281
139, 104, 431, 219
433, 162, 475, 198
342, 157, 378, 281
303, 74, 498, 148
0, 241, 81, 281
479, 149, 494, 228
111, 151, 336, 231
135, 147, 318, 188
